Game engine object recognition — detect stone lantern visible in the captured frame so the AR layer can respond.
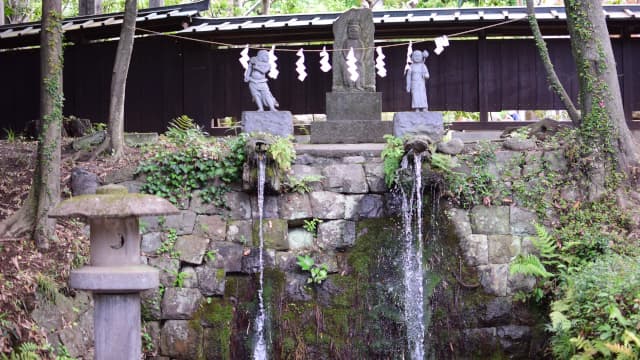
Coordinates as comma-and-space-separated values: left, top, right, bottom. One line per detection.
49, 184, 178, 360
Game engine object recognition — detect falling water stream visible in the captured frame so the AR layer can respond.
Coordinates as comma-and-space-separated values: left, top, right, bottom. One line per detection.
253, 154, 267, 360
400, 152, 426, 360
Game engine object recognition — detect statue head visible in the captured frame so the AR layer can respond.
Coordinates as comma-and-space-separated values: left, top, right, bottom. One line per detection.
257, 50, 269, 62
347, 20, 361, 40
411, 50, 429, 63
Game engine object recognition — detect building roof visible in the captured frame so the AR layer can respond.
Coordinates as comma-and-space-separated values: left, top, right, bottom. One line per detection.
1, 3, 638, 50
178, 5, 640, 44
0, 0, 209, 50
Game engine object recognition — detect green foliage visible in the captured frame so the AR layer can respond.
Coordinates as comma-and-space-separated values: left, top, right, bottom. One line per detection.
3, 128, 16, 142
0, 342, 39, 360
36, 274, 58, 303
267, 136, 296, 173
138, 128, 246, 206
157, 228, 179, 258
548, 254, 640, 359
164, 115, 208, 145
141, 329, 154, 353
438, 142, 504, 208
206, 250, 216, 262
509, 254, 553, 279
296, 255, 328, 285
381, 135, 404, 188
172, 270, 190, 287
285, 174, 324, 194
302, 218, 323, 236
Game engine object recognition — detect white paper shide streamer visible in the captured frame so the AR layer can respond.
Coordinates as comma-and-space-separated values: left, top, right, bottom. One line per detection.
239, 45, 250, 70
295, 48, 307, 82
319, 46, 331, 72
268, 45, 279, 79
346, 47, 359, 82
404, 41, 413, 74
434, 35, 449, 55
375, 46, 387, 77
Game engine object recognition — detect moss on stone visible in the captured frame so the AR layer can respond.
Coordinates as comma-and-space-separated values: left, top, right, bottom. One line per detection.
194, 299, 233, 360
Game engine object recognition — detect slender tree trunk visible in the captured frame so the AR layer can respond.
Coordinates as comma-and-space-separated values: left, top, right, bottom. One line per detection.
0, 0, 5, 25
565, 0, 640, 173
79, 0, 102, 15
526, 0, 580, 125
261, 0, 269, 14
107, 0, 136, 159
0, 0, 63, 248
149, 0, 163, 8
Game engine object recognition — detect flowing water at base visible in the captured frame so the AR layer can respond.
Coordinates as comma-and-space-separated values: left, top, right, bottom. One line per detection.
252, 156, 267, 360
400, 153, 426, 360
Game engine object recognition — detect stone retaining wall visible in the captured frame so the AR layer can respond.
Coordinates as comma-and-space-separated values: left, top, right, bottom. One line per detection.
39, 140, 566, 359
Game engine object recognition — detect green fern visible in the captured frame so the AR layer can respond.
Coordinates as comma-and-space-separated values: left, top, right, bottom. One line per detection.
1, 342, 40, 360
510, 254, 553, 278
165, 115, 205, 144
430, 153, 453, 173
169, 115, 197, 131
381, 135, 404, 188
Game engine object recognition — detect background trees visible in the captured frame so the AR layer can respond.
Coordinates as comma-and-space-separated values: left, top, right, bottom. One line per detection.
0, 0, 63, 248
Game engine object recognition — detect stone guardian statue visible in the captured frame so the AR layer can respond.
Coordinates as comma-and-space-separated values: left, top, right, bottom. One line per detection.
332, 9, 375, 92
244, 50, 279, 111
406, 50, 430, 111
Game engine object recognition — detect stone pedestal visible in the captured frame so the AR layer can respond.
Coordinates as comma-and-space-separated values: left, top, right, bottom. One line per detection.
94, 294, 141, 360
325, 92, 381, 121
311, 92, 389, 143
393, 112, 445, 141
242, 111, 293, 137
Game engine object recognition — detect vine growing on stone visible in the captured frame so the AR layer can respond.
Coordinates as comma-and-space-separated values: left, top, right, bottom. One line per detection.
137, 121, 247, 206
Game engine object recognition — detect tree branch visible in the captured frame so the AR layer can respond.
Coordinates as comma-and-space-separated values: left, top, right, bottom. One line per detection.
527, 0, 581, 126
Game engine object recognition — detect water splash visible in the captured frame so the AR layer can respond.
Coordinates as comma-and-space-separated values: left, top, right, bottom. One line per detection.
253, 155, 267, 360
400, 152, 426, 360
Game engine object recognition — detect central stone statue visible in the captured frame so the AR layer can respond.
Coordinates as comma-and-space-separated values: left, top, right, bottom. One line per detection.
332, 8, 376, 92
311, 8, 389, 143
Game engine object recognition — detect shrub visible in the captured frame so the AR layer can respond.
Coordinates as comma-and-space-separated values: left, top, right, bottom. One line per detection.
549, 254, 640, 359
137, 128, 246, 206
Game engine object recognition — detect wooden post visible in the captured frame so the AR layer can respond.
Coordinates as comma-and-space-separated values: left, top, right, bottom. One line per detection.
478, 32, 489, 123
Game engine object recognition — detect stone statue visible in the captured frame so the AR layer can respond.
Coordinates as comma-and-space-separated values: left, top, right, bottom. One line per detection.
244, 50, 278, 111
406, 50, 430, 111
332, 9, 375, 92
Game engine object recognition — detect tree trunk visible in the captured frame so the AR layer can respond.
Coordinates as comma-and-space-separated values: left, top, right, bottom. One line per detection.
261, 0, 269, 14
0, 0, 63, 248
107, 0, 136, 159
565, 0, 640, 174
526, 0, 580, 126
149, 0, 163, 7
79, 0, 102, 15
1, 0, 5, 25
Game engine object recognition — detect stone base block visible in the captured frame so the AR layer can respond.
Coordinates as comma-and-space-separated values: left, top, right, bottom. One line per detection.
242, 111, 293, 137
326, 92, 382, 121
310, 121, 392, 144
393, 111, 444, 141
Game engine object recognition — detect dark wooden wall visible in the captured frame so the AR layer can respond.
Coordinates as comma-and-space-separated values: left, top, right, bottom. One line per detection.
1, 36, 639, 134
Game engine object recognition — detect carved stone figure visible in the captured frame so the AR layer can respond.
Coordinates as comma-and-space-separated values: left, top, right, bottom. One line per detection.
332, 9, 375, 92
244, 50, 278, 111
406, 50, 430, 111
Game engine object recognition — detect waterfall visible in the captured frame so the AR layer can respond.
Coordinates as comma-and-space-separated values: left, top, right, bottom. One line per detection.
253, 154, 267, 360
400, 152, 426, 360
